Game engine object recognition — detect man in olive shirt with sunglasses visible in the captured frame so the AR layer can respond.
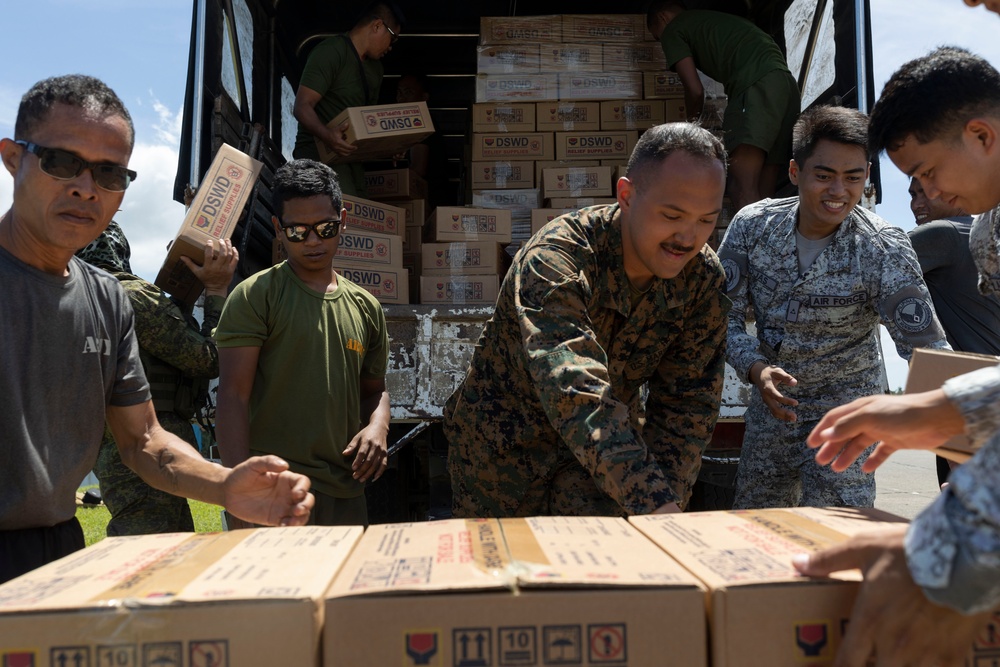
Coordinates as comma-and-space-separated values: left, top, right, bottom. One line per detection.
0, 75, 314, 583
216, 159, 391, 527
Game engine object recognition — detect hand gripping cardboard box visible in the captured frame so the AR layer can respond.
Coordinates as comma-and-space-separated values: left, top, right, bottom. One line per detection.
428, 207, 513, 243
542, 165, 614, 199
0, 527, 362, 667
555, 130, 638, 161
341, 194, 405, 237
421, 241, 510, 276
324, 517, 708, 667
315, 101, 434, 165
155, 143, 262, 306
631, 508, 917, 667
904, 347, 1000, 463
334, 264, 409, 304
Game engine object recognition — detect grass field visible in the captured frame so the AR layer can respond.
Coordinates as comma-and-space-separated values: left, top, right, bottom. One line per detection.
76, 486, 224, 546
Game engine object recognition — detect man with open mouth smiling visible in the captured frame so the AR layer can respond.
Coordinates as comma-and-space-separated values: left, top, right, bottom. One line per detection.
717, 105, 950, 510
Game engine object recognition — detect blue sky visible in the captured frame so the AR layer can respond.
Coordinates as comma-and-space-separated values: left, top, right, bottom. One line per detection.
1, 1, 999, 389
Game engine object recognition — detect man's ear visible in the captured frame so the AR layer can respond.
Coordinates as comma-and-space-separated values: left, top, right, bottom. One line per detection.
0, 138, 22, 178
617, 176, 634, 210
788, 159, 800, 186
965, 117, 998, 155
272, 215, 281, 235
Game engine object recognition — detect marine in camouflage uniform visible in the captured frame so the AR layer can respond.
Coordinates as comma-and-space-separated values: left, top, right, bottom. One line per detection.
445, 201, 730, 517
76, 223, 223, 535
719, 198, 949, 509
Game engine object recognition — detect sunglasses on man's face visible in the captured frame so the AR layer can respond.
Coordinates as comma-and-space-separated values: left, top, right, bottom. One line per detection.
15, 141, 137, 192
279, 219, 342, 243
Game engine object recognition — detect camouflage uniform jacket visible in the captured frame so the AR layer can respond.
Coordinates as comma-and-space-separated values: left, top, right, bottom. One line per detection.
907, 204, 1000, 614
445, 204, 731, 515
719, 197, 949, 422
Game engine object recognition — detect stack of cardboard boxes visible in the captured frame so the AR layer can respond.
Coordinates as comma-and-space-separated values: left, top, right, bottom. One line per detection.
472, 13, 730, 248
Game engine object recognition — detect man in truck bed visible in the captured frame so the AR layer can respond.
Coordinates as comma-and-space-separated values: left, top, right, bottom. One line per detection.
445, 123, 730, 518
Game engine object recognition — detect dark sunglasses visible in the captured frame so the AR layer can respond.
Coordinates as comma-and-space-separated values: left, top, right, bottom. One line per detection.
384, 22, 399, 43
280, 219, 342, 243
15, 141, 137, 192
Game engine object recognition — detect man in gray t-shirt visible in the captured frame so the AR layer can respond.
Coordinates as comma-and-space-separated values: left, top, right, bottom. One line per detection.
0, 74, 315, 585
907, 177, 1000, 354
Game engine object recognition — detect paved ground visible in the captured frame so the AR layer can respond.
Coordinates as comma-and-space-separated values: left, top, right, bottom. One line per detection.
874, 448, 942, 520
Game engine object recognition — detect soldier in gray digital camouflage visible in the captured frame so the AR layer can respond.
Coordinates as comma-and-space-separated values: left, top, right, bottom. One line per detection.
76, 222, 238, 535
445, 122, 731, 518
717, 105, 951, 510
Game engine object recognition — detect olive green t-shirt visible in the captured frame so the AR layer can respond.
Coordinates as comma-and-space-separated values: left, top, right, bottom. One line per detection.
216, 262, 389, 497
659, 9, 790, 98
294, 34, 383, 160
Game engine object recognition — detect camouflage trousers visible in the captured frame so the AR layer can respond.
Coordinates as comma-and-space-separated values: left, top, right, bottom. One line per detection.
95, 412, 196, 536
733, 395, 876, 509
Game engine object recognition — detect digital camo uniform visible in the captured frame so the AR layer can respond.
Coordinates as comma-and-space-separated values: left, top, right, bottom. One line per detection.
445, 204, 730, 517
907, 203, 1000, 613
718, 198, 949, 509
76, 224, 222, 535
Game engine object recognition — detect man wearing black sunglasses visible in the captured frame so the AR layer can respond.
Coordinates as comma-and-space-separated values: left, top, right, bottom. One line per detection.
216, 159, 391, 528
0, 74, 315, 583
293, 1, 404, 197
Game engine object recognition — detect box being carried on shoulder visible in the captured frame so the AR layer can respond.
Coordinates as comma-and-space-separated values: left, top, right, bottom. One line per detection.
316, 102, 434, 165
155, 143, 262, 306
904, 347, 1000, 463
0, 527, 362, 667
324, 517, 708, 666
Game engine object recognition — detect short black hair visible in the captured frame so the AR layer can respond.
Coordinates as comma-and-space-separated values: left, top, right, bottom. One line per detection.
15, 74, 135, 149
357, 1, 405, 29
272, 159, 343, 219
646, 1, 686, 28
625, 122, 727, 190
869, 46, 1000, 156
792, 105, 868, 165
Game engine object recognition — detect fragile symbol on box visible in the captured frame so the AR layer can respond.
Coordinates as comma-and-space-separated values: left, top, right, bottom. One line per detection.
2, 651, 37, 667
405, 632, 440, 666
794, 622, 832, 660
452, 628, 491, 667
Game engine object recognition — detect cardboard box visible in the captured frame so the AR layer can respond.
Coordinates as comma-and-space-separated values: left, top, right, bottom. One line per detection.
534, 159, 600, 184
395, 198, 427, 228
335, 228, 403, 267
535, 101, 602, 132
480, 15, 561, 44
475, 74, 559, 103
428, 207, 513, 243
538, 43, 602, 72
335, 265, 409, 304
644, 71, 686, 98
364, 168, 428, 200
601, 99, 666, 131
470, 160, 535, 189
631, 508, 909, 667
561, 14, 650, 42
342, 194, 404, 236
471, 188, 543, 215
402, 225, 424, 253
603, 42, 668, 71
422, 241, 510, 276
547, 197, 617, 208
325, 517, 707, 666
155, 143, 262, 305
542, 165, 614, 198
471, 132, 554, 161
316, 102, 434, 165
476, 44, 541, 74
905, 348, 1000, 462
0, 527, 362, 667
665, 97, 689, 121
558, 71, 643, 101
531, 208, 576, 235
472, 103, 537, 133
420, 275, 501, 304
555, 130, 638, 160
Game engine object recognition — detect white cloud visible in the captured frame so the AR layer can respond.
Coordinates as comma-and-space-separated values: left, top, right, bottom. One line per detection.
150, 94, 182, 147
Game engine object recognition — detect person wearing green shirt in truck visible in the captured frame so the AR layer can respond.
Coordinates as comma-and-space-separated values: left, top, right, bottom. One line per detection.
647, 1, 800, 212
292, 1, 403, 197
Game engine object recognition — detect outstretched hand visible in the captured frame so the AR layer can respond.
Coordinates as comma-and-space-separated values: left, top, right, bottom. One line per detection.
793, 527, 994, 666
223, 455, 314, 526
750, 362, 799, 422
